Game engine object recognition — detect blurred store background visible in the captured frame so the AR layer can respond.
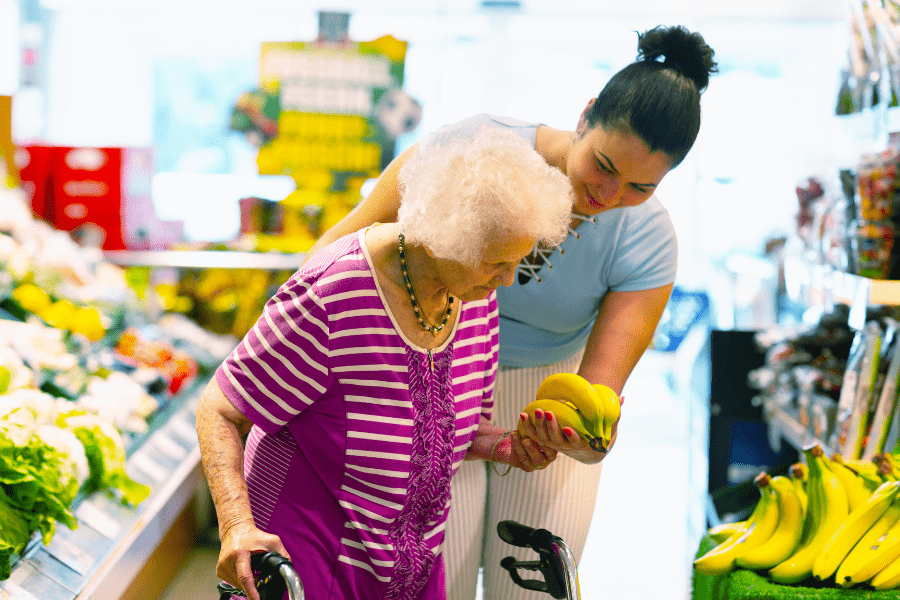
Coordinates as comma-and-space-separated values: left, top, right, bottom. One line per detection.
5, 0, 900, 599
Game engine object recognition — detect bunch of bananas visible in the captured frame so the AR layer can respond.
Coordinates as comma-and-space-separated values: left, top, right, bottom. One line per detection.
695, 444, 900, 590
517, 373, 620, 453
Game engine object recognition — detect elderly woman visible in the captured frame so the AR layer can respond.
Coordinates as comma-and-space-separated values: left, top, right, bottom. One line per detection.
196, 125, 574, 600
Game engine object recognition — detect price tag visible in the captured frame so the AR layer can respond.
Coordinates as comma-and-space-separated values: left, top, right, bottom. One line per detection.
0, 582, 40, 600
75, 501, 123, 539
129, 452, 169, 482
45, 536, 94, 575
153, 431, 188, 460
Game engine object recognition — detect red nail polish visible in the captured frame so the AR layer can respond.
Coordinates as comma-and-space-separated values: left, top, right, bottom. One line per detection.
563, 427, 573, 437
520, 413, 527, 421
545, 412, 553, 422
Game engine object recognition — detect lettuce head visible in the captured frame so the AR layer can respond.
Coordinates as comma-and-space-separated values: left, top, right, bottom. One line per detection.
56, 411, 150, 507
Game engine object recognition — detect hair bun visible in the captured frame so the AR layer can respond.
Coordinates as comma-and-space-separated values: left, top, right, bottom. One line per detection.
637, 25, 718, 92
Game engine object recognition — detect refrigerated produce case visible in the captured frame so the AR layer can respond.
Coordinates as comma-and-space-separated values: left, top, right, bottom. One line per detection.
0, 254, 308, 600
0, 188, 278, 599
4, 383, 206, 600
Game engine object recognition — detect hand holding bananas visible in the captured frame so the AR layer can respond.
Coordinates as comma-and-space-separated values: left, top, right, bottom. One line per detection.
518, 373, 622, 463
489, 427, 558, 473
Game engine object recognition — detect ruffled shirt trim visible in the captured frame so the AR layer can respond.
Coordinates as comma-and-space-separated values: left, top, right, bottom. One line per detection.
386, 344, 456, 600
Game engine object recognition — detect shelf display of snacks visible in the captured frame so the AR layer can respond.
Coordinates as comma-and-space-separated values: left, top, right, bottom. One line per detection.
853, 148, 900, 280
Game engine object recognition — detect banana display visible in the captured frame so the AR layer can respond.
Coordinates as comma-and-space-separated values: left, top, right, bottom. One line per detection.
517, 373, 620, 453
695, 443, 900, 590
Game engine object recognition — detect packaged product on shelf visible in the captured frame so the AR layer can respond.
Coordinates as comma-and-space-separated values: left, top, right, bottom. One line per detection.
856, 150, 898, 221
810, 392, 838, 440
850, 218, 896, 279
874, 320, 900, 455
864, 317, 900, 453
794, 365, 831, 437
832, 321, 885, 459
852, 148, 900, 279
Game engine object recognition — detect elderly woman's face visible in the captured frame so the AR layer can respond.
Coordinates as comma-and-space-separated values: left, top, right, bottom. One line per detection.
442, 232, 537, 301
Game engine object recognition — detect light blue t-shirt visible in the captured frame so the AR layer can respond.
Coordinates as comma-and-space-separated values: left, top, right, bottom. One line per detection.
424, 114, 678, 368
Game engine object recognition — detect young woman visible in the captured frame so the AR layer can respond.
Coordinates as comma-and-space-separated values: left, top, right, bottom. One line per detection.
302, 24, 718, 599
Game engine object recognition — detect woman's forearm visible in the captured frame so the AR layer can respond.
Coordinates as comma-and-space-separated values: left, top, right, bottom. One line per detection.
196, 383, 256, 538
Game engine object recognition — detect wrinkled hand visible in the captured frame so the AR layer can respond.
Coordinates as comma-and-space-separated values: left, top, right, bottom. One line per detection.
520, 396, 624, 463
217, 521, 290, 600
494, 430, 558, 472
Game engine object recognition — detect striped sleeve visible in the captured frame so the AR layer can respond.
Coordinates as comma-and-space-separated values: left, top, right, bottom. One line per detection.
216, 271, 332, 433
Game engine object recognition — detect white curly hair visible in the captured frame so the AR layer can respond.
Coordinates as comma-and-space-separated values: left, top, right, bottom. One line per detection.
396, 125, 573, 267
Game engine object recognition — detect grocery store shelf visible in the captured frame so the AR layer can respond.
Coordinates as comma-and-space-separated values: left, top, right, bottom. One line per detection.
765, 403, 834, 457
827, 269, 900, 307
103, 250, 306, 271
784, 259, 900, 329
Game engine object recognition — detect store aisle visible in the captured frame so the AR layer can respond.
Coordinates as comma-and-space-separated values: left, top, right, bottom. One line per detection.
577, 349, 697, 600
159, 349, 701, 600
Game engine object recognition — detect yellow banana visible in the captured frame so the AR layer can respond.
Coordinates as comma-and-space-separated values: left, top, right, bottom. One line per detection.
837, 501, 900, 586
735, 475, 804, 571
825, 453, 874, 512
708, 520, 746, 545
871, 550, 900, 590
837, 495, 900, 588
591, 383, 620, 443
518, 399, 598, 448
694, 473, 779, 576
834, 454, 885, 492
812, 480, 900, 581
789, 462, 808, 519
530, 373, 619, 452
875, 455, 899, 481
769, 444, 850, 584
884, 453, 900, 479
535, 373, 602, 426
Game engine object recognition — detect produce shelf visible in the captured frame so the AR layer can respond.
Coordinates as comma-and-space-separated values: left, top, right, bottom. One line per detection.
103, 250, 306, 271
0, 381, 207, 600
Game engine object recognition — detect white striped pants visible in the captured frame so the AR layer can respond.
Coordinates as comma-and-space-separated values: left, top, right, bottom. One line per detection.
443, 351, 603, 600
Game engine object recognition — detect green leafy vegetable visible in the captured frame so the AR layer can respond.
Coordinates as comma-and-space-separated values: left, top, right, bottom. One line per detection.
57, 411, 150, 507
0, 487, 32, 581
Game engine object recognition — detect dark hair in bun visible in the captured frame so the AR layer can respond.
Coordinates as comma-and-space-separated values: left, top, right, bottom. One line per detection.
584, 25, 718, 167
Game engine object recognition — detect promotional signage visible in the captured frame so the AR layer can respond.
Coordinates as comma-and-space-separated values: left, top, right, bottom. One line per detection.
230, 30, 421, 253
244, 35, 417, 180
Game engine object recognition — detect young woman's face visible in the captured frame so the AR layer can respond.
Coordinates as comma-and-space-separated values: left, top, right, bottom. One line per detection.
437, 232, 537, 302
567, 119, 674, 215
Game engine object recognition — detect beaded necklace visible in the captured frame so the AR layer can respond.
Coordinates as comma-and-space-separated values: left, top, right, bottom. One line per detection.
398, 233, 454, 335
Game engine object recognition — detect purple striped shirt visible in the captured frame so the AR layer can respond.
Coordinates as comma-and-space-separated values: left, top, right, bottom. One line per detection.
217, 230, 499, 600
